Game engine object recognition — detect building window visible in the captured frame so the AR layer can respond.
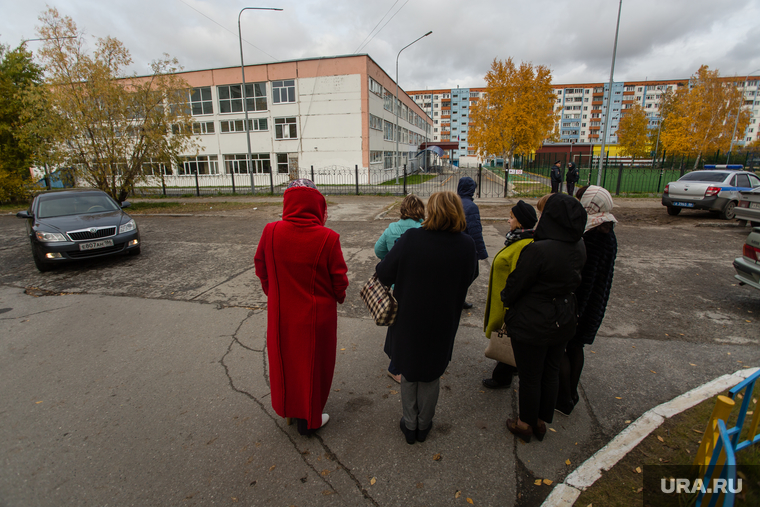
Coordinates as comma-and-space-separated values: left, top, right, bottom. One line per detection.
272, 80, 296, 104
370, 114, 383, 131
369, 77, 383, 96
220, 118, 267, 133
189, 87, 213, 115
178, 155, 219, 175
224, 153, 271, 174
384, 151, 394, 169
274, 117, 297, 139
384, 120, 395, 141
192, 121, 215, 134
274, 153, 289, 174
370, 151, 383, 164
384, 91, 394, 112
217, 83, 267, 113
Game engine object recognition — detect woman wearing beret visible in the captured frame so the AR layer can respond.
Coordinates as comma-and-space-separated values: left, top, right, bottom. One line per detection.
482, 200, 538, 389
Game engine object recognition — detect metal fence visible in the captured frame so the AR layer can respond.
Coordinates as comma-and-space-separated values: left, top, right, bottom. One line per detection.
131, 151, 760, 199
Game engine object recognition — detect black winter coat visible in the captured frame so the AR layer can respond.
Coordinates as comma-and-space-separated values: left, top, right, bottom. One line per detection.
501, 194, 587, 347
572, 226, 617, 345
550, 164, 563, 184
566, 163, 579, 183
376, 228, 478, 382
457, 177, 488, 260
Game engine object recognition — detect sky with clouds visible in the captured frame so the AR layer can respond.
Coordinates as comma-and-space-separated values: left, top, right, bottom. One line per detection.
3, 0, 760, 91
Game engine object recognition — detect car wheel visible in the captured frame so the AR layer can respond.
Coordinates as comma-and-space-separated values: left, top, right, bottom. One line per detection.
720, 201, 737, 220
751, 221, 760, 228
128, 246, 141, 256
32, 250, 52, 272
667, 206, 681, 216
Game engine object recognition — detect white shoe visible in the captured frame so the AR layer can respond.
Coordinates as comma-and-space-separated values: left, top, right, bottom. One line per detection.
320, 413, 330, 428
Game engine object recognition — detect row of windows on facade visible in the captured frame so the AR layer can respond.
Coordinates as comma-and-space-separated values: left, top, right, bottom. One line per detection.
182, 80, 296, 116
143, 153, 296, 176
368, 77, 429, 131
368, 114, 428, 145
172, 117, 295, 139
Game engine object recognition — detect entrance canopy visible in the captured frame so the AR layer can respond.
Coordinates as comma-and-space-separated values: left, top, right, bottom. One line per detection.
419, 141, 459, 151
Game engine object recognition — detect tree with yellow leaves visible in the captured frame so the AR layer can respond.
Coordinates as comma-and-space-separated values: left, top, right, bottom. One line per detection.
659, 65, 750, 169
616, 103, 650, 164
469, 58, 557, 172
35, 7, 197, 201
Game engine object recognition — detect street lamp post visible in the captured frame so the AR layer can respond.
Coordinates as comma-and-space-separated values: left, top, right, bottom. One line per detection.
726, 69, 760, 164
238, 7, 282, 194
395, 31, 432, 186
596, 0, 623, 186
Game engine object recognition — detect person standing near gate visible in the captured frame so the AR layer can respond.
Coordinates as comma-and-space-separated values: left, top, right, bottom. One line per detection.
457, 176, 488, 309
566, 162, 579, 197
550, 160, 562, 194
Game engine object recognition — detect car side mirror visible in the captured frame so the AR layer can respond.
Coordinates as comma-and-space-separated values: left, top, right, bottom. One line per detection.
16, 211, 32, 219
120, 201, 131, 208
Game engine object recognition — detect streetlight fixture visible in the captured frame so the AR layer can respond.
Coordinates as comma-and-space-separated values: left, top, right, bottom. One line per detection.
395, 31, 432, 185
726, 69, 760, 164
596, 0, 623, 186
238, 7, 283, 194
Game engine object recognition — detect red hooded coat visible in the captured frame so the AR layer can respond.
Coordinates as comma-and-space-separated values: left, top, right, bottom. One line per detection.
254, 187, 348, 429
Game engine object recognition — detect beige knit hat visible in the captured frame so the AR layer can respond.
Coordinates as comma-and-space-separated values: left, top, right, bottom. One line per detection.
580, 186, 617, 232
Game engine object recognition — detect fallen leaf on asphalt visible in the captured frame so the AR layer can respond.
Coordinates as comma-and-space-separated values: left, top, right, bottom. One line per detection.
269, 465, 276, 471
746, 320, 752, 323
543, 479, 553, 485
322, 490, 333, 495
625, 420, 631, 424
340, 348, 346, 351
657, 436, 664, 442
565, 459, 571, 465
637, 487, 644, 493
549, 428, 557, 433
321, 469, 331, 476
416, 483, 423, 489
433, 454, 442, 461
231, 498, 238, 503
590, 351, 596, 354
635, 467, 642, 474
665, 333, 669, 336
650, 370, 657, 374
333, 389, 340, 392
615, 397, 622, 400
693, 429, 704, 434
455, 491, 461, 498
690, 363, 697, 366
746, 411, 754, 415
370, 477, 376, 485
728, 352, 731, 355
679, 333, 684, 336
686, 450, 690, 454
35, 401, 43, 404
389, 390, 398, 395
534, 480, 542, 486
467, 498, 474, 505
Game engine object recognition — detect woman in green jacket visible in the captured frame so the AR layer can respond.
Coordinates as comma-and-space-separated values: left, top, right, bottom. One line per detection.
482, 200, 538, 388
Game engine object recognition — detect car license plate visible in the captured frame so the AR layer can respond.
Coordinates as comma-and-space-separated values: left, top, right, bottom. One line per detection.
673, 202, 694, 207
750, 202, 760, 210
79, 239, 114, 251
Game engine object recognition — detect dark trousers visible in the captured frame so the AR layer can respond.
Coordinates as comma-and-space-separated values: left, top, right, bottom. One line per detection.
557, 339, 585, 412
511, 337, 566, 426
566, 182, 576, 198
551, 181, 560, 193
492, 361, 518, 384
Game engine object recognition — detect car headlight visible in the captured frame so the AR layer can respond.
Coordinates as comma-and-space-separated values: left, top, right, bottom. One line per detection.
119, 219, 137, 234
36, 231, 67, 242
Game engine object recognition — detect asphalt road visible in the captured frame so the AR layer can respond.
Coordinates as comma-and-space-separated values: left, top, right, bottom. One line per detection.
1, 197, 758, 506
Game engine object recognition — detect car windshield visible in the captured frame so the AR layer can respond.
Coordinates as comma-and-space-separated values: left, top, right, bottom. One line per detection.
679, 171, 729, 183
37, 193, 120, 218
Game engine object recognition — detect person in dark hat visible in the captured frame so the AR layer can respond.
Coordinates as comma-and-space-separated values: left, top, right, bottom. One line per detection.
550, 160, 562, 194
565, 162, 579, 197
482, 200, 538, 388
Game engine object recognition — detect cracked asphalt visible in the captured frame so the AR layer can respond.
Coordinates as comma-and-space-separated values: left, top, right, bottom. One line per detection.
1, 196, 759, 506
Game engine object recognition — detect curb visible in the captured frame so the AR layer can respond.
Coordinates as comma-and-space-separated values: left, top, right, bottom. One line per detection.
540, 366, 760, 507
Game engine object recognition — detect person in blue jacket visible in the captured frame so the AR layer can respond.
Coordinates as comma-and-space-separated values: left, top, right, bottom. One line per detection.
457, 177, 488, 309
374, 194, 425, 383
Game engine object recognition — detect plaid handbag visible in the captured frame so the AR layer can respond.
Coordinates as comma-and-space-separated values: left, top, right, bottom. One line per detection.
359, 273, 398, 326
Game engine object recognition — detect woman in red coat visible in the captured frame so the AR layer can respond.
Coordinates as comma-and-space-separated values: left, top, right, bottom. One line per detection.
254, 179, 349, 435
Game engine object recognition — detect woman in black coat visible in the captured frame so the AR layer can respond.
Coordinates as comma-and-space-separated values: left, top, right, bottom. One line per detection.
501, 193, 587, 442
556, 186, 618, 416
376, 191, 479, 445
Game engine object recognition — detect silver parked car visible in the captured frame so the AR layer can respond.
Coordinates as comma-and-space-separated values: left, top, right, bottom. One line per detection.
735, 188, 760, 227
662, 165, 760, 219
734, 226, 760, 291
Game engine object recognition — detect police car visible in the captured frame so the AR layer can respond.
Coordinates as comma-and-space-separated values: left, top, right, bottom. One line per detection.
662, 165, 760, 219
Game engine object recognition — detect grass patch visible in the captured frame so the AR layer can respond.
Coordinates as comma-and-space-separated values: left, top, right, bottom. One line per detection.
576, 392, 759, 506
378, 174, 436, 186
0, 203, 28, 213
128, 201, 277, 214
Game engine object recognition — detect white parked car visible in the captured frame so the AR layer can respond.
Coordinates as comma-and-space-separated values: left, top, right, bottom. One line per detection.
735, 188, 760, 227
662, 165, 760, 219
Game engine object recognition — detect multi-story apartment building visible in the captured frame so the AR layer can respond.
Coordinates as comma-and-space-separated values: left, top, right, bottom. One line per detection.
139, 54, 432, 185
408, 76, 760, 165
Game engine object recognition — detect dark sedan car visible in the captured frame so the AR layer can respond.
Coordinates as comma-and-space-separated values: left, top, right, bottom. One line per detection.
16, 189, 141, 272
